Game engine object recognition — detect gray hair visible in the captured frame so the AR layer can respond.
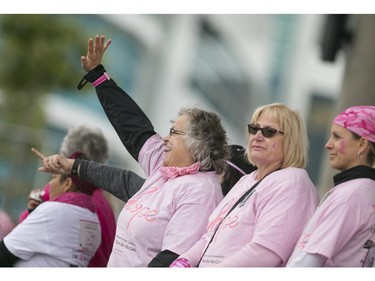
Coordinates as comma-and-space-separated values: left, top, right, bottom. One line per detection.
179, 107, 228, 174
59, 125, 109, 164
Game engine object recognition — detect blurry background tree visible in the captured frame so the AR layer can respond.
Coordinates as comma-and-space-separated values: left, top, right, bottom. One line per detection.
0, 14, 85, 214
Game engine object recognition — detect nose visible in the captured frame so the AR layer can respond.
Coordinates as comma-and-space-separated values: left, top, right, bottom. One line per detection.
163, 135, 170, 142
253, 129, 263, 138
325, 138, 332, 150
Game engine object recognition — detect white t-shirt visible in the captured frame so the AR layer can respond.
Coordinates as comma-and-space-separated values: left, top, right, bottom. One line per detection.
4, 201, 101, 267
288, 177, 375, 267
107, 134, 223, 267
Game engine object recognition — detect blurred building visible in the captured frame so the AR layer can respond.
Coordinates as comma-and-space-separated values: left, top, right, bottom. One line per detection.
0, 14, 349, 219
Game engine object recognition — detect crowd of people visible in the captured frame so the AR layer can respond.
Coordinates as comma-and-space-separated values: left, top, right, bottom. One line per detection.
0, 34, 374, 268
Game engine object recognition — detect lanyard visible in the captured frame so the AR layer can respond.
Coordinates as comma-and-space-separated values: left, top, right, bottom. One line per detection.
197, 169, 278, 266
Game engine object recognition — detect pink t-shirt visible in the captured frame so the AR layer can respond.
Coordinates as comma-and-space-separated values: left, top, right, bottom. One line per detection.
288, 178, 375, 267
107, 134, 223, 267
181, 167, 319, 267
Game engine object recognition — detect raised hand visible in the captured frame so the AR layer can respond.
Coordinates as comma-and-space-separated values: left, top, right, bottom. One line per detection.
80, 34, 112, 72
31, 147, 74, 175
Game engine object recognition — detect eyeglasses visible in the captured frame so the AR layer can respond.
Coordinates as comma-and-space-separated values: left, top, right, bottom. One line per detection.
247, 124, 284, 138
169, 127, 186, 136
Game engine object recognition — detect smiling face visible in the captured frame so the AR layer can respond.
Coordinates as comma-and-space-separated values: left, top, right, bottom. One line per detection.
248, 111, 284, 171
163, 114, 194, 167
325, 124, 363, 171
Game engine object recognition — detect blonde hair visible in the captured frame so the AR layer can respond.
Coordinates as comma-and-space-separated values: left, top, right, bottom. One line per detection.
248, 103, 309, 169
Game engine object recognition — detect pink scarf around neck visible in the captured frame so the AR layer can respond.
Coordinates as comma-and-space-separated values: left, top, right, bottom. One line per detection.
160, 162, 201, 179
52, 192, 96, 213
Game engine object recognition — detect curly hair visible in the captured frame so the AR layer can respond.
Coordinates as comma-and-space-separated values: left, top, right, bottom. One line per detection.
178, 107, 228, 174
59, 125, 109, 164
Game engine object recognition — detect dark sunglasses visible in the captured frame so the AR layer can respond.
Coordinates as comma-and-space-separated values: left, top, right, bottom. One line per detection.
247, 124, 284, 138
169, 127, 186, 136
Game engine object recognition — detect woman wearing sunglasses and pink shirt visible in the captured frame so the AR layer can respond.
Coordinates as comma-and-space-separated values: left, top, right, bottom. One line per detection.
288, 106, 375, 267
171, 103, 319, 267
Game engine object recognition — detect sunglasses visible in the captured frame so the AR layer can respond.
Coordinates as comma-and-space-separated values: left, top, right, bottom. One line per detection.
169, 127, 186, 136
247, 124, 284, 138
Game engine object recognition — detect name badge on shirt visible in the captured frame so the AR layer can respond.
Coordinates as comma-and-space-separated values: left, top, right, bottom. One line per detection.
79, 220, 100, 253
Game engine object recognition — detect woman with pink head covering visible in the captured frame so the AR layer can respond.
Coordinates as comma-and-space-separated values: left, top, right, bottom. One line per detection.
288, 105, 375, 267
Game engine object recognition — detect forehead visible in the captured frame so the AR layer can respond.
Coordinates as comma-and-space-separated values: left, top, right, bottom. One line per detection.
331, 123, 351, 134
254, 110, 279, 126
173, 114, 190, 128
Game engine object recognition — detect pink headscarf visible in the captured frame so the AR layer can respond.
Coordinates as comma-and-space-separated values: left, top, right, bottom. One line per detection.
333, 106, 375, 143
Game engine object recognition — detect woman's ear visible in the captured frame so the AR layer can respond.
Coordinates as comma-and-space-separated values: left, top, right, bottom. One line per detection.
359, 138, 369, 153
62, 177, 75, 193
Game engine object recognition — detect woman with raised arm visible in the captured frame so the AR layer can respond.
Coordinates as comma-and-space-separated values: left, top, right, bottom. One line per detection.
33, 35, 228, 267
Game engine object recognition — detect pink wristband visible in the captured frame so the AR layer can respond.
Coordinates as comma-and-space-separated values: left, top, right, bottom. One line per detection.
169, 258, 191, 268
92, 72, 110, 87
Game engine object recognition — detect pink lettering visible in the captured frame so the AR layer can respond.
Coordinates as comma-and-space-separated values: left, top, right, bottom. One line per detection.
127, 206, 157, 228
221, 215, 240, 229
212, 215, 239, 243
142, 186, 159, 195
297, 233, 310, 249
121, 186, 160, 229
207, 198, 235, 232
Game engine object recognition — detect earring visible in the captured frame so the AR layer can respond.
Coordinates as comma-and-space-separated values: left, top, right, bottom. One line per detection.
357, 151, 363, 158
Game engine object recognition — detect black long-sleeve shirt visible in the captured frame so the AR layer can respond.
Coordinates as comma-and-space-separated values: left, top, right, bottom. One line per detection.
79, 65, 179, 267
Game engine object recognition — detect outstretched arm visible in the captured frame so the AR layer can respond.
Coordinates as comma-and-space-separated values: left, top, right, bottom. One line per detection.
79, 159, 146, 202
77, 35, 156, 161
32, 147, 146, 202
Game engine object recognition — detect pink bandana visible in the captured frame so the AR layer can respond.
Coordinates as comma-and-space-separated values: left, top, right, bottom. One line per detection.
160, 162, 201, 179
333, 105, 375, 143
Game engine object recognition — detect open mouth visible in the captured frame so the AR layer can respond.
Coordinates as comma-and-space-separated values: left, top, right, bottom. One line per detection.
165, 146, 172, 152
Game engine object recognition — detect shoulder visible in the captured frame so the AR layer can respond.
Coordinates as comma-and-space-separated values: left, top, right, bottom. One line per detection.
333, 178, 375, 204
262, 167, 315, 194
32, 201, 61, 214
173, 171, 220, 189
168, 172, 222, 202
272, 167, 312, 184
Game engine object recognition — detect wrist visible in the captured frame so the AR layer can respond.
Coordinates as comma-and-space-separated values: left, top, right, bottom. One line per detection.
71, 158, 82, 176
170, 258, 191, 268
77, 64, 106, 90
92, 72, 110, 87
